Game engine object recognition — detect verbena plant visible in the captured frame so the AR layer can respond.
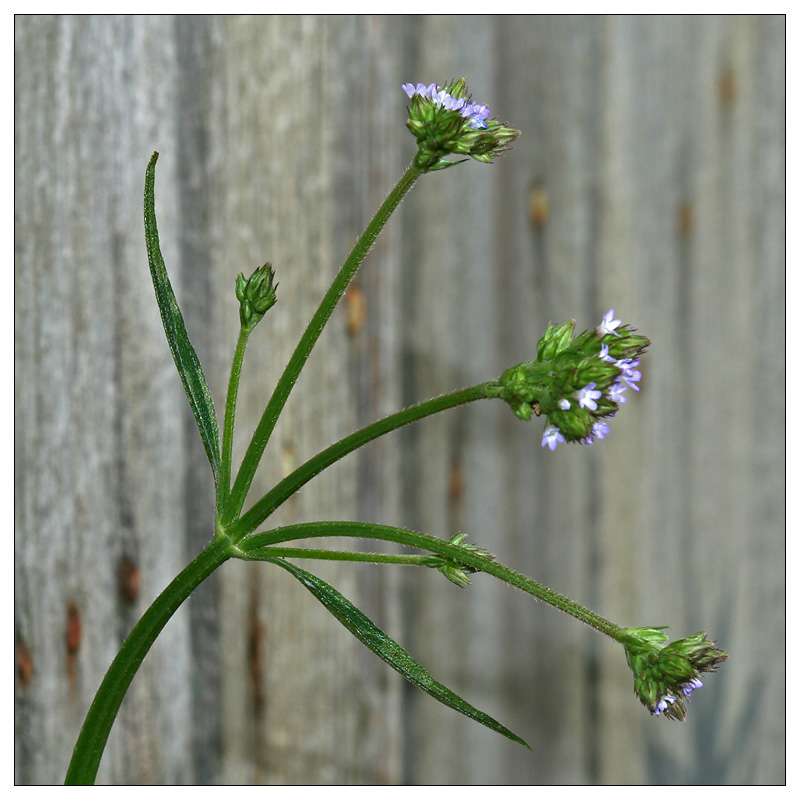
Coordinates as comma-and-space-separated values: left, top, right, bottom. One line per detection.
65, 79, 727, 784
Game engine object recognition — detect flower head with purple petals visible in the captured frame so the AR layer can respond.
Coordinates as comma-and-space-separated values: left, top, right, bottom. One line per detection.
488, 310, 649, 450
402, 78, 520, 172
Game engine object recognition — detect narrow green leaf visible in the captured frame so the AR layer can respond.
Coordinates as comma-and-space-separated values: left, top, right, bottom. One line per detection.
272, 558, 530, 749
144, 152, 220, 483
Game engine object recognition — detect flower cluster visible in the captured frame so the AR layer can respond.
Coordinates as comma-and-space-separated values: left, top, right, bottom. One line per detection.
621, 627, 728, 720
402, 82, 492, 129
487, 310, 649, 450
402, 78, 520, 172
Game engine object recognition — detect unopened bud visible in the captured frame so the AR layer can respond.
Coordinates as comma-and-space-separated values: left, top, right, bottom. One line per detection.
236, 263, 277, 330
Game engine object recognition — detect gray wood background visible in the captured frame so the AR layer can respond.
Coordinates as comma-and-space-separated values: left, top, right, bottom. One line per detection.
15, 15, 785, 785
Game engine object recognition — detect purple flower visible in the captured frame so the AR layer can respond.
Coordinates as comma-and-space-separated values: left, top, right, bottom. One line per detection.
401, 83, 491, 129
463, 102, 490, 128
577, 382, 602, 411
558, 398, 571, 410
597, 309, 622, 337
652, 694, 677, 716
599, 343, 615, 363
607, 381, 628, 404
681, 677, 703, 697
541, 423, 565, 451
592, 420, 611, 440
617, 358, 642, 391
402, 82, 439, 99
442, 94, 466, 112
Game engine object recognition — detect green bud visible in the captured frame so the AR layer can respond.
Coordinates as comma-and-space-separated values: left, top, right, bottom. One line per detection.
236, 263, 277, 330
537, 320, 576, 361
422, 533, 495, 589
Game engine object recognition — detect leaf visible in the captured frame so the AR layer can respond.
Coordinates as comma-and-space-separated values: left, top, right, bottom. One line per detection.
272, 558, 529, 749
144, 152, 220, 483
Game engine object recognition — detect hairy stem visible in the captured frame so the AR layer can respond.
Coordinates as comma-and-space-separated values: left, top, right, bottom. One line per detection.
239, 521, 627, 641
225, 162, 423, 522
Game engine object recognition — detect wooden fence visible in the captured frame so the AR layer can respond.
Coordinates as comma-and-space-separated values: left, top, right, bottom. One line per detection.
15, 15, 785, 784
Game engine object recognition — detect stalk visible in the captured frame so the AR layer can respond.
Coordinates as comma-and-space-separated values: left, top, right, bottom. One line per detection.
224, 162, 423, 522
239, 521, 626, 641
218, 326, 251, 509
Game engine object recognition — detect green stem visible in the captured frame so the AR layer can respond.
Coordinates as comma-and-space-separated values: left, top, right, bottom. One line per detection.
241, 546, 432, 566
218, 326, 251, 511
224, 162, 423, 524
65, 535, 234, 785
239, 521, 626, 641
229, 382, 492, 541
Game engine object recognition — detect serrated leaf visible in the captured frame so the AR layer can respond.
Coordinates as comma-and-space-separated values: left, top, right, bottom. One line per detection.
273, 558, 529, 749
144, 152, 220, 483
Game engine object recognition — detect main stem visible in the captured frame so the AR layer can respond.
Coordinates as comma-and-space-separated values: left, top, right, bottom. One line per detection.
229, 382, 492, 540
224, 162, 423, 523
64, 536, 233, 785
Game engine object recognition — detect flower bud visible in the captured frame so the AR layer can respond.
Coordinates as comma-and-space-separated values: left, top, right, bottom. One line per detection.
402, 79, 520, 172
422, 533, 495, 588
486, 310, 650, 450
236, 263, 277, 330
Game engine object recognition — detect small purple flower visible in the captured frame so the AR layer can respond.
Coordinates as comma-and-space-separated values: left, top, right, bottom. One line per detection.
541, 423, 565, 451
597, 309, 622, 337
402, 82, 439, 99
576, 382, 602, 411
617, 358, 642, 391
652, 694, 677, 716
592, 420, 611, 440
607, 381, 628, 404
442, 94, 466, 112
558, 398, 571, 410
599, 343, 615, 363
681, 677, 703, 697
463, 102, 490, 128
